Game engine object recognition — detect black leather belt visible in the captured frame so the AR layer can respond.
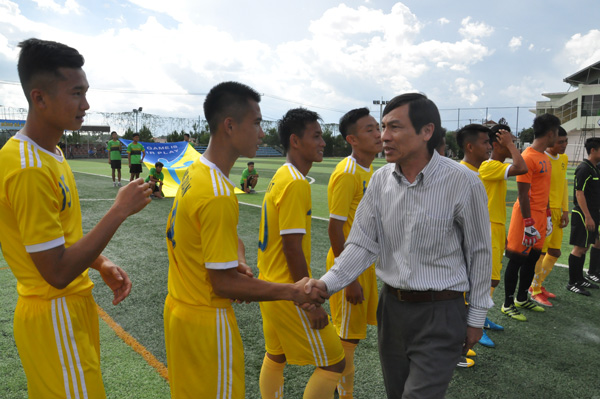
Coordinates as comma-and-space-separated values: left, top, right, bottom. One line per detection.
386, 285, 463, 302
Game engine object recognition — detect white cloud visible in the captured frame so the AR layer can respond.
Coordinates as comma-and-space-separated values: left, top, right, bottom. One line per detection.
438, 17, 450, 25
499, 77, 545, 105
528, 44, 534, 50
562, 30, 600, 69
508, 36, 522, 51
31, 0, 81, 15
454, 78, 484, 105
458, 17, 494, 40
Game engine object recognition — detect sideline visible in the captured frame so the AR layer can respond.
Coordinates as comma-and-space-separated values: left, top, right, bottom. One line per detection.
96, 305, 169, 381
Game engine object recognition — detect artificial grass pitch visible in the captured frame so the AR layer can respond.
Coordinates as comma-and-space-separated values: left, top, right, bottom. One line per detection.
0, 158, 599, 398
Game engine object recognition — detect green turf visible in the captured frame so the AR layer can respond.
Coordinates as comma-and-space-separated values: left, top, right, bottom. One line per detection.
1, 157, 599, 398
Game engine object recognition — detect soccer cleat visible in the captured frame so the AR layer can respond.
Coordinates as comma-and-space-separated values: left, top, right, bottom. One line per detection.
541, 286, 556, 299
113, 182, 117, 187
501, 304, 527, 321
478, 330, 495, 348
484, 317, 504, 331
456, 356, 474, 368
566, 283, 591, 296
531, 293, 553, 307
467, 349, 476, 357
117, 182, 122, 187
515, 298, 545, 312
580, 279, 599, 289
586, 272, 600, 283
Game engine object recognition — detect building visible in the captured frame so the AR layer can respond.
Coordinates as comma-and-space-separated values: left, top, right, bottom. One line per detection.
534, 61, 600, 163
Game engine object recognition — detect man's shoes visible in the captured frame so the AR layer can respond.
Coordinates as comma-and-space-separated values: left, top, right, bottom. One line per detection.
529, 286, 557, 299
501, 304, 527, 321
566, 283, 591, 296
484, 317, 504, 331
515, 298, 546, 312
467, 349, 476, 357
457, 356, 474, 368
531, 293, 553, 307
113, 182, 117, 187
586, 272, 600, 283
117, 181, 122, 187
249, 189, 256, 194
580, 279, 599, 289
478, 330, 495, 348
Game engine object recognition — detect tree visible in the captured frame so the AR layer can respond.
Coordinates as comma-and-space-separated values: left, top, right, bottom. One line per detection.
138, 125, 154, 142
166, 130, 183, 142
122, 127, 134, 140
519, 127, 534, 145
445, 131, 459, 159
262, 127, 281, 148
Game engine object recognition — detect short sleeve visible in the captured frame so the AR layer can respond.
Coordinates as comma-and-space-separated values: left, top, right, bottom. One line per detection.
198, 196, 239, 269
126, 143, 132, 153
328, 172, 356, 221
278, 179, 310, 235
574, 164, 591, 191
516, 156, 536, 184
6, 169, 65, 252
479, 161, 510, 182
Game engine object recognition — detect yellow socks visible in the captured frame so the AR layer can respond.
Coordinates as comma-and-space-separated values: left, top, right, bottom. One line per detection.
303, 367, 341, 399
337, 341, 357, 399
259, 354, 285, 399
531, 254, 558, 295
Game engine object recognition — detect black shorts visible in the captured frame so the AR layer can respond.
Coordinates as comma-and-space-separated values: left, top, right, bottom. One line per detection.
130, 164, 142, 174
570, 208, 600, 248
153, 184, 162, 193
110, 160, 121, 170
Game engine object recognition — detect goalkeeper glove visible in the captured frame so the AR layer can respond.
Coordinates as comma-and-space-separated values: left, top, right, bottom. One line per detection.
523, 217, 541, 247
546, 209, 553, 236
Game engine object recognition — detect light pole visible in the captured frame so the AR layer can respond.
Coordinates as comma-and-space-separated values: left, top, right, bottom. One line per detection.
132, 106, 143, 134
373, 98, 390, 127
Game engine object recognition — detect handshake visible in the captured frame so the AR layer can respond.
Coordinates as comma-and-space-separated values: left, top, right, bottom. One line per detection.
291, 278, 329, 311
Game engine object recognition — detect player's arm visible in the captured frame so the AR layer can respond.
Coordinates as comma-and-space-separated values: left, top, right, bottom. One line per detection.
561, 178, 569, 228
29, 179, 151, 289
90, 255, 132, 305
496, 129, 527, 176
141, 149, 145, 162
328, 218, 364, 305
127, 147, 131, 167
282, 233, 330, 329
517, 182, 532, 219
576, 190, 595, 231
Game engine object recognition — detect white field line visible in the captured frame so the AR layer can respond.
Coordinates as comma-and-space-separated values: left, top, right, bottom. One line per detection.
71, 171, 567, 267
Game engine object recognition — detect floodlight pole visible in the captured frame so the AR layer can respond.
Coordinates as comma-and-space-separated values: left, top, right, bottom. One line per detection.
132, 106, 143, 134
372, 97, 390, 127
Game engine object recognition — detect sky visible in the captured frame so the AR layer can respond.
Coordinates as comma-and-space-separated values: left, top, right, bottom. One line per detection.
1, 0, 600, 135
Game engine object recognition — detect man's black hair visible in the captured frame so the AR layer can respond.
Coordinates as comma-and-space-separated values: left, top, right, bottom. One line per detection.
155, 161, 164, 168
339, 107, 371, 139
17, 38, 84, 104
585, 137, 600, 155
203, 81, 261, 134
533, 113, 561, 139
277, 108, 321, 152
382, 93, 443, 155
456, 124, 491, 150
247, 161, 254, 166
489, 124, 511, 144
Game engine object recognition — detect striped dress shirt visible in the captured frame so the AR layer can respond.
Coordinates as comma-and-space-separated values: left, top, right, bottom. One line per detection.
320, 151, 494, 328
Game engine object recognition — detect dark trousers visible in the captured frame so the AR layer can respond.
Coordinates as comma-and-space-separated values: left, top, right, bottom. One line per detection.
377, 285, 466, 399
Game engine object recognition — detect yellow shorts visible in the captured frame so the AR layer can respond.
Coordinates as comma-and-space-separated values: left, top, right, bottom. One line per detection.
326, 251, 377, 339
14, 293, 105, 399
259, 300, 344, 367
543, 208, 564, 252
164, 295, 244, 399
491, 222, 506, 281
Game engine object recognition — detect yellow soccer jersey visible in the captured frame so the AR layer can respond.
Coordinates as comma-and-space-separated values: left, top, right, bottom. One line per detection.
165, 156, 238, 308
258, 163, 312, 284
479, 159, 511, 225
327, 156, 373, 238
0, 134, 92, 299
460, 160, 482, 179
546, 152, 569, 210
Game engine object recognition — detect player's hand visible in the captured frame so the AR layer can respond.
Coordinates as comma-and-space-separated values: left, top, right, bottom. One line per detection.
108, 159, 111, 165
585, 216, 596, 232
306, 306, 329, 330
546, 209, 553, 236
561, 211, 569, 228
113, 178, 151, 217
98, 259, 132, 305
237, 262, 254, 278
523, 217, 541, 247
344, 280, 364, 305
292, 278, 328, 311
496, 129, 516, 148
462, 326, 483, 354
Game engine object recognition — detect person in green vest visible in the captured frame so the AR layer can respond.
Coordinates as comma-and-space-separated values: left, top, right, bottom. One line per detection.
127, 133, 145, 181
107, 131, 123, 187
240, 161, 259, 193
145, 161, 165, 199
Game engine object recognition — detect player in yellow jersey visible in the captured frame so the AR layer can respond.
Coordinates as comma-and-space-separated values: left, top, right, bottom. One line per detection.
326, 108, 382, 398
258, 108, 345, 399
456, 123, 502, 348
163, 83, 327, 399
530, 127, 569, 305
0, 39, 151, 399
457, 123, 492, 175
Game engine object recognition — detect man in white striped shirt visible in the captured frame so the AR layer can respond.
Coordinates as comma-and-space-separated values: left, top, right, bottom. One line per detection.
308, 93, 493, 398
